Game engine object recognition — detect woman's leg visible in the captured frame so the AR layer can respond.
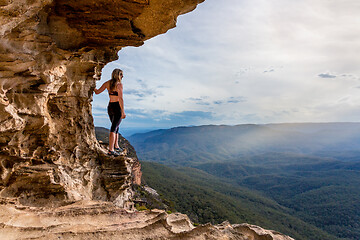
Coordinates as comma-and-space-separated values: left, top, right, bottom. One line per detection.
114, 133, 120, 149
109, 132, 116, 151
113, 103, 122, 149
108, 103, 117, 152
108, 102, 122, 152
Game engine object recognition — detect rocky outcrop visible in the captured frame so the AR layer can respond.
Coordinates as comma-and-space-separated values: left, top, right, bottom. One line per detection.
0, 136, 141, 209
0, 200, 294, 240
0, 0, 203, 206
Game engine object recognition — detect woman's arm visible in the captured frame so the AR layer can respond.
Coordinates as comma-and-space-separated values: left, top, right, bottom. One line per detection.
117, 83, 126, 119
94, 81, 108, 95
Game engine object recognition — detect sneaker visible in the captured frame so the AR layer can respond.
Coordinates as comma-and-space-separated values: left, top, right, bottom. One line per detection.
107, 150, 120, 156
114, 147, 123, 153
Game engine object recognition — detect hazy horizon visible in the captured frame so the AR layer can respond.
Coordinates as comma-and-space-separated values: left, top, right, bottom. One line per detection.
97, 121, 360, 137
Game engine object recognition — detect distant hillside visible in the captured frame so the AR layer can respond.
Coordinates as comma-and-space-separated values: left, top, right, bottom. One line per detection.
95, 127, 110, 144
141, 162, 336, 240
129, 123, 360, 165
125, 123, 360, 239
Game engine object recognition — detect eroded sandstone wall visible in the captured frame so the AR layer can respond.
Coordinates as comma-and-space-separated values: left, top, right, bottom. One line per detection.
0, 0, 204, 206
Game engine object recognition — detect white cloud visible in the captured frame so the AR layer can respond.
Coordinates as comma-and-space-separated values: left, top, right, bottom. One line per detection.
92, 0, 360, 130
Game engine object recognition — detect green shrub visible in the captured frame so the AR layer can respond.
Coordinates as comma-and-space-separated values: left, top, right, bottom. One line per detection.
135, 203, 148, 211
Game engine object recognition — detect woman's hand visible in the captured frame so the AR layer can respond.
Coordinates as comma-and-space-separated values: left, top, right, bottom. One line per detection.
94, 82, 107, 95
121, 113, 126, 119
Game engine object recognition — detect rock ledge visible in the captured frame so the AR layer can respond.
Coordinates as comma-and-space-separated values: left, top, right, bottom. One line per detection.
0, 200, 294, 240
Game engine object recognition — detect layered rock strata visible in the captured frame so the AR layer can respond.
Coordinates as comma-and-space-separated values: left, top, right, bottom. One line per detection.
0, 0, 203, 206
0, 200, 294, 240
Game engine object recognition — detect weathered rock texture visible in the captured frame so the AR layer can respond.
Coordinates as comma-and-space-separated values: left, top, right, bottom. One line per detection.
0, 200, 294, 240
0, 0, 203, 206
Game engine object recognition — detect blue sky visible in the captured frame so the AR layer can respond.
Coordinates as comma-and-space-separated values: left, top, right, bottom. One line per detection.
93, 0, 360, 135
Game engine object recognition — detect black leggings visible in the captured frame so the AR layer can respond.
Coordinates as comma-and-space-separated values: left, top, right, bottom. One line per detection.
107, 102, 122, 133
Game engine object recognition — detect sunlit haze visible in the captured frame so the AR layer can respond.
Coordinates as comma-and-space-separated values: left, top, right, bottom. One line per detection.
92, 0, 360, 135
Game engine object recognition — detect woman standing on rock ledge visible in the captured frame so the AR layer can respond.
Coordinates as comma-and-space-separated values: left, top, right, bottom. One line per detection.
94, 69, 126, 156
